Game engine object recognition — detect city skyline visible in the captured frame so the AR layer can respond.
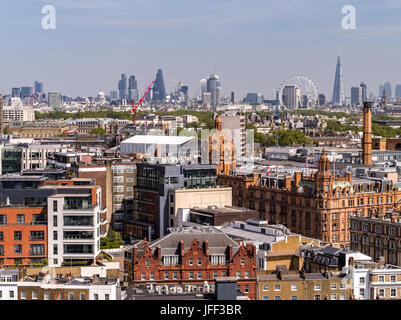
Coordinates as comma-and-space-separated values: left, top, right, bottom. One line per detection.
1, 0, 401, 99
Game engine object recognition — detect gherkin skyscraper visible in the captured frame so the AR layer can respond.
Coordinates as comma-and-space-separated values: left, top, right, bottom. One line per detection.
152, 69, 166, 102
331, 56, 345, 106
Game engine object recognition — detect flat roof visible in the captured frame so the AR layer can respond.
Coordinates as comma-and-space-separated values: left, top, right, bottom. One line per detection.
121, 135, 195, 145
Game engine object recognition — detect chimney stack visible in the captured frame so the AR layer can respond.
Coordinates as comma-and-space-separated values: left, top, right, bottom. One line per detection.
362, 102, 373, 166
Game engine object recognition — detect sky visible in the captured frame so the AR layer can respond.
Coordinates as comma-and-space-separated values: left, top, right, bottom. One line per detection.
1, 0, 401, 100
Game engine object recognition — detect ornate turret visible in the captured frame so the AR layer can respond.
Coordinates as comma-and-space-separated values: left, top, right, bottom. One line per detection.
318, 149, 330, 172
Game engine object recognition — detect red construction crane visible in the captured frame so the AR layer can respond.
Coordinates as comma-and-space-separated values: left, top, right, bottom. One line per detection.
131, 80, 155, 124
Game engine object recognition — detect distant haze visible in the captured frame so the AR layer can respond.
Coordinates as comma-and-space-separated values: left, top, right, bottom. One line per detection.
1, 0, 401, 100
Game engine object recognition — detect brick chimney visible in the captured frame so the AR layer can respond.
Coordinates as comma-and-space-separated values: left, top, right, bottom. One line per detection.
133, 244, 137, 264
180, 240, 185, 257
284, 176, 292, 190
228, 244, 233, 261
156, 245, 162, 263
204, 240, 209, 256
294, 172, 301, 187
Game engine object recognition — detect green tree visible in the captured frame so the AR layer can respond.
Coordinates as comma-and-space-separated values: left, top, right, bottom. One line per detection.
89, 127, 106, 135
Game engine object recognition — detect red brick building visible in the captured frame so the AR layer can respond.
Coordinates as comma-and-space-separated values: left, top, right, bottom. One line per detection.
0, 207, 47, 266
124, 227, 258, 299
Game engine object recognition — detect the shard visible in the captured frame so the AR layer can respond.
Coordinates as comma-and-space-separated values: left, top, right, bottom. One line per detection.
331, 56, 345, 106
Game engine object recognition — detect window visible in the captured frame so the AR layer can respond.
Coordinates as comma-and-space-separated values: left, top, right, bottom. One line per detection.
164, 272, 169, 280
105, 294, 110, 300
263, 296, 269, 300
14, 231, 22, 241
291, 296, 298, 300
379, 276, 385, 282
244, 285, 249, 293
291, 284, 298, 291
14, 244, 22, 254
173, 272, 178, 280
30, 231, 45, 240
391, 275, 396, 283
0, 245, 4, 256
17, 214, 25, 224
340, 294, 346, 300
314, 284, 321, 291
9, 291, 14, 299
145, 260, 150, 267
53, 244, 58, 255
44, 293, 50, 300
32, 291, 38, 299
141, 273, 146, 280
30, 244, 45, 255
68, 293, 74, 300
189, 258, 193, 266
274, 284, 281, 291
94, 294, 98, 300
80, 293, 85, 300
241, 259, 245, 266
274, 296, 280, 300
0, 232, 3, 241
53, 231, 58, 240
375, 225, 382, 233
236, 271, 241, 279
362, 223, 368, 231
391, 288, 396, 298
197, 258, 202, 266
359, 277, 365, 284
53, 215, 58, 227
150, 273, 154, 280
262, 285, 269, 292
314, 295, 321, 300
189, 272, 194, 280
21, 290, 26, 299
340, 283, 346, 289
0, 215, 6, 226
359, 288, 365, 297
213, 271, 218, 279
245, 271, 250, 279
331, 294, 337, 300
53, 201, 58, 212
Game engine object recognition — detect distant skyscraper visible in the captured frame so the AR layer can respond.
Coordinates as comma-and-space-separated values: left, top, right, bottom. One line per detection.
318, 93, 326, 106
20, 87, 33, 99
200, 79, 207, 96
152, 69, 166, 102
206, 74, 221, 108
11, 88, 21, 98
180, 85, 189, 103
128, 75, 138, 102
109, 91, 118, 100
34, 81, 43, 94
282, 85, 300, 109
384, 82, 392, 100
332, 56, 345, 105
395, 85, 401, 99
231, 91, 235, 104
48, 91, 62, 109
351, 87, 363, 105
118, 74, 128, 100
360, 82, 367, 103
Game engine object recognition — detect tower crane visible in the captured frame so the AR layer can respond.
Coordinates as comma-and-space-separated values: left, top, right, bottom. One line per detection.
130, 80, 155, 124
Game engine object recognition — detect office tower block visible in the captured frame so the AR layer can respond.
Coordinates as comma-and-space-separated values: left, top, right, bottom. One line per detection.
200, 79, 207, 95
34, 81, 43, 94
11, 88, 21, 98
20, 87, 33, 99
231, 91, 235, 104
360, 82, 367, 103
245, 93, 264, 105
48, 91, 62, 109
351, 87, 363, 105
128, 75, 138, 102
152, 69, 166, 102
331, 56, 345, 105
318, 94, 326, 106
180, 85, 189, 103
395, 85, 401, 99
206, 74, 222, 108
282, 85, 300, 109
384, 82, 392, 100
118, 74, 128, 100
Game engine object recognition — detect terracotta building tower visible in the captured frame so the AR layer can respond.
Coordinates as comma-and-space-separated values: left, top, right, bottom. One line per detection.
362, 101, 373, 166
